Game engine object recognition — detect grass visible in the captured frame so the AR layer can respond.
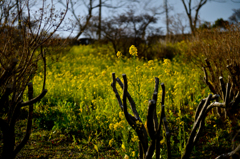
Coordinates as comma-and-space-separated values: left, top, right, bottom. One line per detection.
3, 40, 236, 158
15, 122, 120, 158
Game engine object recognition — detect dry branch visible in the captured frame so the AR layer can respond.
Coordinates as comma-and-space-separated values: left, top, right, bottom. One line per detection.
110, 72, 238, 159
111, 73, 170, 159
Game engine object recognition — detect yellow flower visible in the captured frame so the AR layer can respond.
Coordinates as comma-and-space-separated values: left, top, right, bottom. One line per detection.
180, 121, 184, 126
122, 143, 126, 150
160, 139, 165, 144
109, 138, 114, 147
109, 123, 114, 130
131, 135, 139, 142
129, 45, 138, 56
136, 120, 142, 128
132, 151, 136, 157
96, 116, 100, 120
117, 51, 122, 58
148, 60, 154, 66
114, 123, 119, 130
101, 70, 106, 76
118, 121, 124, 128
119, 111, 124, 119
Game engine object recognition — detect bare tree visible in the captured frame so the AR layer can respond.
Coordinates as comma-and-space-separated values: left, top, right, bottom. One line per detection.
97, 0, 122, 40
58, 0, 126, 40
58, 0, 96, 39
181, 0, 240, 35
0, 0, 18, 26
164, 0, 170, 35
0, 0, 69, 158
181, 0, 207, 36
169, 13, 188, 35
229, 8, 240, 24
98, 0, 101, 40
90, 10, 161, 56
97, 0, 131, 40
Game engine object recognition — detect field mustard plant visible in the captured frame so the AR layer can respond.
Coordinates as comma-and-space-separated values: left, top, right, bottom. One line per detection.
109, 138, 114, 147
129, 45, 138, 56
131, 135, 139, 143
122, 143, 126, 150
117, 51, 122, 58
131, 151, 136, 157
30, 43, 223, 158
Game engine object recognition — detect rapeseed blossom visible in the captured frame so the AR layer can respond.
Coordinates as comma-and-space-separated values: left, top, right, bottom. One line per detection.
109, 123, 114, 130
117, 51, 122, 58
131, 151, 136, 157
129, 45, 138, 56
131, 135, 139, 143
109, 138, 114, 147
122, 143, 126, 150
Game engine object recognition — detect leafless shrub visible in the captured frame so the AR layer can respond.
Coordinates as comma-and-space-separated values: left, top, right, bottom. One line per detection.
0, 0, 69, 158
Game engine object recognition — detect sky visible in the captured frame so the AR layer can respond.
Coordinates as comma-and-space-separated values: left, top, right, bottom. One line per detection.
190, 0, 239, 22
160, 0, 240, 33
55, 0, 240, 38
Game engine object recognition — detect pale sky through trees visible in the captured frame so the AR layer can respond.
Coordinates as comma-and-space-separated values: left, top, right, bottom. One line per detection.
54, 0, 240, 37
164, 0, 240, 33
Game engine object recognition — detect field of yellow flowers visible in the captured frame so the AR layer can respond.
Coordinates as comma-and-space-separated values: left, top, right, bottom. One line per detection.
17, 43, 232, 158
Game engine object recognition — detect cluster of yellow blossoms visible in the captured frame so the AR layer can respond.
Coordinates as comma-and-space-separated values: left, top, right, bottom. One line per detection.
129, 45, 138, 56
